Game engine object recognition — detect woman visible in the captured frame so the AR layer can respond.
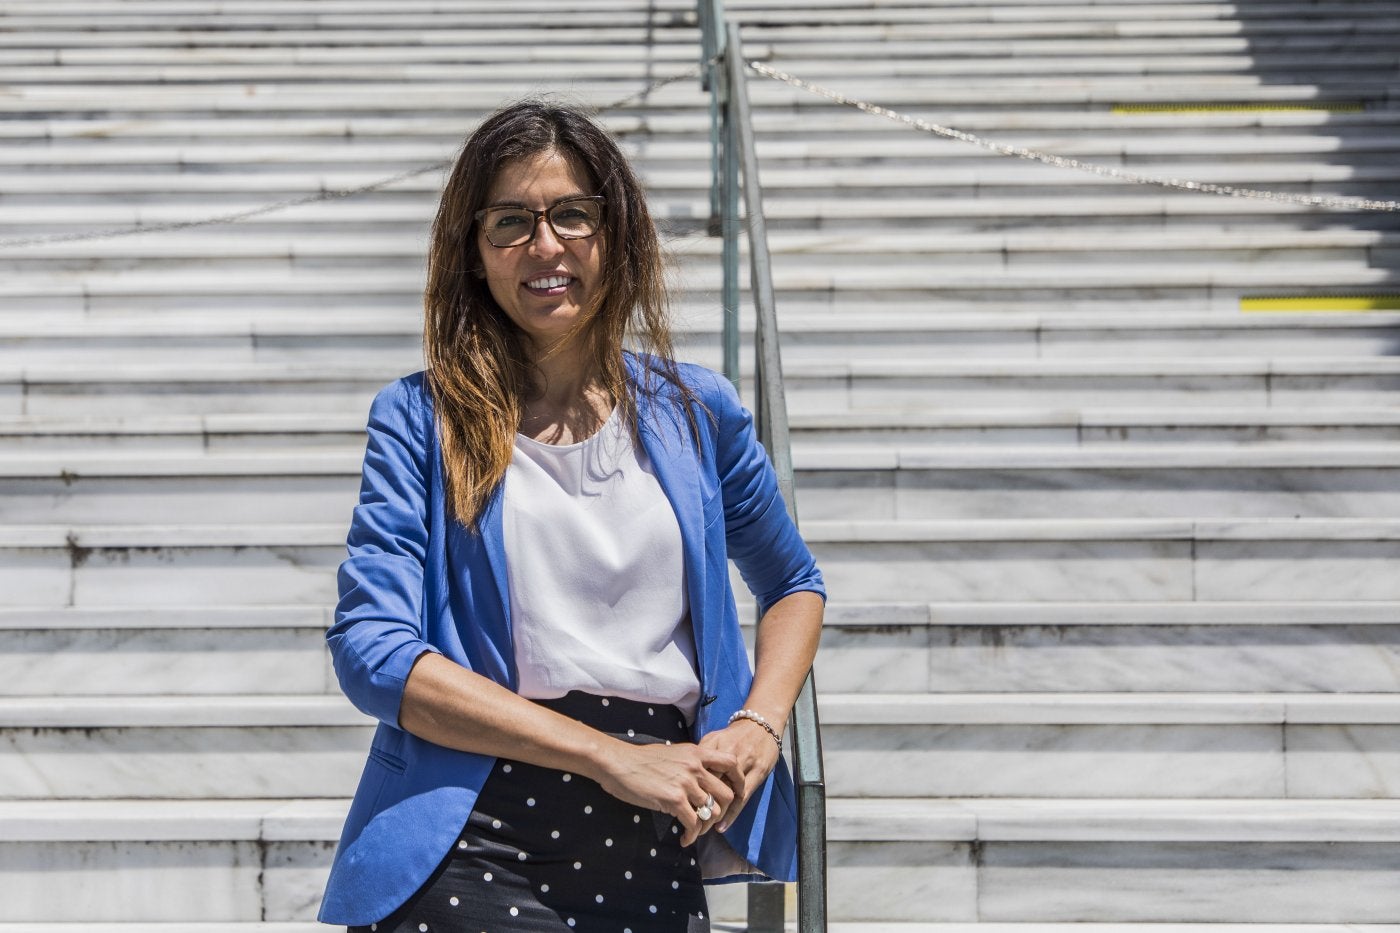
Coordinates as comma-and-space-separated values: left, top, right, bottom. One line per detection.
318, 100, 825, 933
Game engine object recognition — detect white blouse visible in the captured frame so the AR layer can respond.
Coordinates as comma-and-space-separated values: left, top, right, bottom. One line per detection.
503, 406, 701, 722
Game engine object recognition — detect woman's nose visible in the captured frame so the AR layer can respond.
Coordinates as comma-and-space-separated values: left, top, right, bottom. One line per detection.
527, 216, 565, 257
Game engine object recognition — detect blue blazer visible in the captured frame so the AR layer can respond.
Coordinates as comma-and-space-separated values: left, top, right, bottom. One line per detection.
318, 356, 826, 926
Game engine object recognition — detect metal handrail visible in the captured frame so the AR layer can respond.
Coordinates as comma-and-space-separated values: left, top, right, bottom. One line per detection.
698, 5, 828, 932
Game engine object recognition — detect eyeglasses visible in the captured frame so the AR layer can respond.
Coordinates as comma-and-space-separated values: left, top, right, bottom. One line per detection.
474, 196, 605, 248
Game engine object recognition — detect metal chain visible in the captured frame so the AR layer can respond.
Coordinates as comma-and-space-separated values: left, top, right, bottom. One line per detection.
0, 64, 703, 250
746, 59, 1400, 213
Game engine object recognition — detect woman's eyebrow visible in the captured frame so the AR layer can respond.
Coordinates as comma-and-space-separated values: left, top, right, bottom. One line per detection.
482, 193, 591, 210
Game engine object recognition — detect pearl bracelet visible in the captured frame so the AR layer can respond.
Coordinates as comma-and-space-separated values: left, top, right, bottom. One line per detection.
729, 708, 783, 749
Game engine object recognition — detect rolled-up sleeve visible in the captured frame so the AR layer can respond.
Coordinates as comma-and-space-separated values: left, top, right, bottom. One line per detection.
326, 377, 442, 729
709, 373, 826, 615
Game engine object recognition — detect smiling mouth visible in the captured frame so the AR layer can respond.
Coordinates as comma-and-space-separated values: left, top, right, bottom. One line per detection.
523, 274, 575, 295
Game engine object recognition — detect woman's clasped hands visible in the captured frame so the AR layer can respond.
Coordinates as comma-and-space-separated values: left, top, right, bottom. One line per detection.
594, 721, 781, 847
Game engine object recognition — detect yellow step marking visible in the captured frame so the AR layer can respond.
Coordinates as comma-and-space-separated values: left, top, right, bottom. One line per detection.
1241, 295, 1400, 312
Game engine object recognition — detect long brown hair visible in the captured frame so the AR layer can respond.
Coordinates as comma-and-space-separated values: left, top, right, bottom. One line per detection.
423, 100, 699, 530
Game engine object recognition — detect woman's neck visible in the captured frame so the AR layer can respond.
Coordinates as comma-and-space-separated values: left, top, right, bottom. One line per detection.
520, 340, 614, 445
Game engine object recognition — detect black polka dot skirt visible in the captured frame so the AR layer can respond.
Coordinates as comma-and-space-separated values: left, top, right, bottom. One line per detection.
349, 692, 711, 933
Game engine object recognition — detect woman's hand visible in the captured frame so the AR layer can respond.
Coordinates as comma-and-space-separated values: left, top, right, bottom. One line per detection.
697, 719, 783, 832
593, 740, 742, 847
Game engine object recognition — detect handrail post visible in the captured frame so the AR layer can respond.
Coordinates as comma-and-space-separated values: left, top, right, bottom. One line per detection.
700, 0, 726, 238
720, 60, 741, 391
725, 20, 828, 933
699, 0, 740, 389
698, 6, 828, 930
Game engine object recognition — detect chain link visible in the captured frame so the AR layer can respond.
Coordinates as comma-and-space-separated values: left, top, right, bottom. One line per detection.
746, 59, 1400, 213
0, 64, 703, 250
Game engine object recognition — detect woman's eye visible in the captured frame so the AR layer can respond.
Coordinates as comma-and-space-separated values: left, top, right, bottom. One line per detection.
493, 213, 528, 229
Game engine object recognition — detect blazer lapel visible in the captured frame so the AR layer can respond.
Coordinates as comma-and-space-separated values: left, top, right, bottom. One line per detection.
476, 481, 515, 686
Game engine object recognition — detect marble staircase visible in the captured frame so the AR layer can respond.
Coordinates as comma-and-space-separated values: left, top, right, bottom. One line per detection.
4, 0, 1400, 929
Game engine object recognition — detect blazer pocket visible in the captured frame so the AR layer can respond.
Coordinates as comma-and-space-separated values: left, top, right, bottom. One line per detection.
367, 744, 407, 774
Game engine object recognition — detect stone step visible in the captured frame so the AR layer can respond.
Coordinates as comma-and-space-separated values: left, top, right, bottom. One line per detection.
4, 600, 1399, 699
2, 355, 1400, 414
2, 309, 1397, 366
819, 692, 1400, 799
8, 229, 1392, 262
7, 517, 1400, 607
9, 53, 1400, 85
11, 135, 1400, 169
7, 405, 1400, 455
0, 34, 1390, 71
10, 797, 1400, 922
802, 517, 1400, 603
7, 108, 1400, 145
0, 605, 334, 698
10, 443, 1400, 524
6, 263, 1399, 316
4, 356, 1400, 416
4, 13, 1399, 51
7, 1, 1400, 30
0, 695, 369, 800
9, 692, 1400, 801
792, 407, 1400, 446
3, 164, 1397, 205
6, 196, 1395, 245
2, 78, 1395, 119
814, 600, 1400, 695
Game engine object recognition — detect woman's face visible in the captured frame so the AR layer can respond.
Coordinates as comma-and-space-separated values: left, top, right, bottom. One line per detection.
477, 150, 604, 353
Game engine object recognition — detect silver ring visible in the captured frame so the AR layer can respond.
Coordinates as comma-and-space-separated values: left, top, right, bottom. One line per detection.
695, 804, 713, 821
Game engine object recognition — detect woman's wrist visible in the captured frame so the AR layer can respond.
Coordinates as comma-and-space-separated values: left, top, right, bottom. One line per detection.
728, 708, 784, 749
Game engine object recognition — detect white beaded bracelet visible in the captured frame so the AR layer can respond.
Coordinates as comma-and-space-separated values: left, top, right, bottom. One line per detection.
729, 708, 783, 748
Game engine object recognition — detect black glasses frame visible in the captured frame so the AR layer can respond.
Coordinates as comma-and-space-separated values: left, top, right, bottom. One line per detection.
473, 196, 606, 248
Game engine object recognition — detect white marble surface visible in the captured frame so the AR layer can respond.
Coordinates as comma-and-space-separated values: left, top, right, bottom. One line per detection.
1043, 329, 1400, 359
789, 471, 897, 521
971, 799, 1400, 843
923, 625, 1400, 694
1272, 375, 1400, 408
0, 841, 261, 921
71, 544, 339, 607
0, 726, 369, 798
829, 842, 977, 923
0, 476, 360, 525
810, 539, 1193, 602
822, 723, 1282, 798
978, 841, 1400, 922
0, 549, 70, 607
813, 625, 932, 692
20, 383, 379, 418
1287, 726, 1400, 797
885, 468, 1400, 521
776, 375, 851, 416
1196, 540, 1400, 601
847, 373, 1268, 411
0, 605, 331, 629
0, 628, 329, 696
261, 841, 336, 922
818, 693, 1290, 725
0, 695, 363, 728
